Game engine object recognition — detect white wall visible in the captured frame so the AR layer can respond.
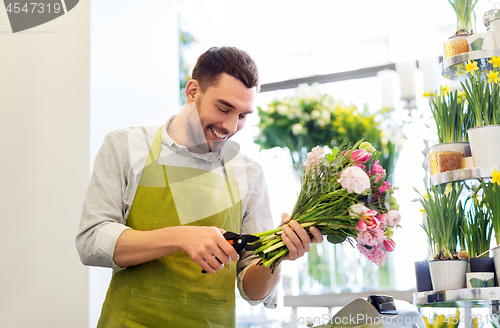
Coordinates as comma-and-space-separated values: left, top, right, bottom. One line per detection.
89, 1, 179, 327
0, 2, 90, 328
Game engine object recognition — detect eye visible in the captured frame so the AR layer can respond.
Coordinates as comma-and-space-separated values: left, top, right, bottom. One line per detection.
217, 106, 229, 113
239, 114, 247, 119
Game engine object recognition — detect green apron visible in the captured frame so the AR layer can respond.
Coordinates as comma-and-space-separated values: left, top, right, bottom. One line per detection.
97, 127, 242, 328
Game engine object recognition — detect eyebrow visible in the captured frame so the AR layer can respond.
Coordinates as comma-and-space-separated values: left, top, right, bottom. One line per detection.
216, 99, 254, 114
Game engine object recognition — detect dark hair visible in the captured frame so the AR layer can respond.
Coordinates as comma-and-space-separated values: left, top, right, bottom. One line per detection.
191, 46, 260, 92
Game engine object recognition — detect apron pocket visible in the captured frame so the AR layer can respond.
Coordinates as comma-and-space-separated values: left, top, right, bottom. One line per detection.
125, 287, 235, 328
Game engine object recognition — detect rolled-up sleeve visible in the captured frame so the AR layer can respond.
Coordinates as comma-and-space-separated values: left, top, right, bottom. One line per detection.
236, 160, 278, 309
76, 132, 131, 271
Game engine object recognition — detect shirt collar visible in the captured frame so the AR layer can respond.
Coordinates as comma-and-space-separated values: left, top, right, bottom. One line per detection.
162, 115, 223, 163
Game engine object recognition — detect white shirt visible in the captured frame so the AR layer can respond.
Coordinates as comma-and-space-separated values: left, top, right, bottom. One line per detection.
76, 117, 277, 308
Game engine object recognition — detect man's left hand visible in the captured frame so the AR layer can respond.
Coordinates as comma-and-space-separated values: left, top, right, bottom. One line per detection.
280, 213, 323, 261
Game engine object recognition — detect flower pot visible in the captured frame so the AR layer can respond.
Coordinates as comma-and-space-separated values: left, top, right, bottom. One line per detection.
414, 260, 433, 292
443, 35, 469, 59
429, 152, 464, 175
430, 142, 470, 154
468, 125, 500, 167
470, 257, 495, 272
491, 18, 500, 48
466, 272, 495, 288
428, 142, 469, 175
467, 32, 496, 51
428, 259, 468, 290
491, 247, 500, 287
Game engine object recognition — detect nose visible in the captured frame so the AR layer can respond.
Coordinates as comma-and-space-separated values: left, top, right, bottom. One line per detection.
222, 114, 239, 135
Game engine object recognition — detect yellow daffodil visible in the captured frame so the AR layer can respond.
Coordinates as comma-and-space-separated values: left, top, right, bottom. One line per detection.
440, 85, 450, 96
457, 90, 466, 104
489, 55, 500, 68
424, 194, 429, 200
444, 183, 453, 195
465, 60, 479, 76
423, 90, 434, 98
492, 168, 500, 185
487, 70, 500, 84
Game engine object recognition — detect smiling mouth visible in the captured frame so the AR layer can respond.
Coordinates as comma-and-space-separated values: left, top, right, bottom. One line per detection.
210, 127, 229, 140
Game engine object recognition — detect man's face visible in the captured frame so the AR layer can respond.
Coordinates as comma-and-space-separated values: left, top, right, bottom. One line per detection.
188, 73, 257, 152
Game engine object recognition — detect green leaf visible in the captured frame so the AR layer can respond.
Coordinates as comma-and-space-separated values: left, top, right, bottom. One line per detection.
320, 158, 330, 167
326, 233, 346, 244
470, 37, 484, 51
330, 157, 343, 169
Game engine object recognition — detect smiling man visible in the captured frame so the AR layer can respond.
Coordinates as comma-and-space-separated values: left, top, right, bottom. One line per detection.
76, 46, 323, 328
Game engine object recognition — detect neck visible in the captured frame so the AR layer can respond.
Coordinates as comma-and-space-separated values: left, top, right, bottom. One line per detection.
167, 102, 210, 154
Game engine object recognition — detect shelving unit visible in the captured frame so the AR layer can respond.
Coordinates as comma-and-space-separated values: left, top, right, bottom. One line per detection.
441, 49, 500, 81
416, 47, 500, 328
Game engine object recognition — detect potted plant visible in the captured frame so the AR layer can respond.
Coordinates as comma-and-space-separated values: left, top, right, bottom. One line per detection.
461, 186, 495, 274
461, 62, 500, 167
416, 183, 467, 291
424, 86, 471, 174
483, 171, 500, 285
444, 0, 479, 58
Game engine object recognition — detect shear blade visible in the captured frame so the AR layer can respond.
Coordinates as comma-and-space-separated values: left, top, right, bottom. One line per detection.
244, 242, 262, 251
223, 231, 239, 240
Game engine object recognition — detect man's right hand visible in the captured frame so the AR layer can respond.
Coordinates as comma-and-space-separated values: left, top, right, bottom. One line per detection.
175, 226, 240, 274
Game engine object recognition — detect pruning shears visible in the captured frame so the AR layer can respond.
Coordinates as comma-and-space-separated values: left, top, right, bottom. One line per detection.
201, 231, 261, 273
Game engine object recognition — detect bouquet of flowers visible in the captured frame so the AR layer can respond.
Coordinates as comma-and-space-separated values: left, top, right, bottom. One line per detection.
251, 141, 401, 271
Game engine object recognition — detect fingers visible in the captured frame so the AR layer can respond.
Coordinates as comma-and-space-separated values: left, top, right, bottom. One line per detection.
281, 221, 325, 262
280, 212, 291, 225
309, 226, 324, 244
180, 226, 239, 274
282, 220, 311, 261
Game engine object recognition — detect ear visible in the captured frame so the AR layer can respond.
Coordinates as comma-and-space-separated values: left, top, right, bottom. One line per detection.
185, 80, 200, 103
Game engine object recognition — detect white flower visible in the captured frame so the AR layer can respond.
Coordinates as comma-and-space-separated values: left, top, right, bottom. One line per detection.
296, 83, 309, 99
321, 110, 331, 123
349, 204, 370, 218
292, 123, 304, 135
309, 83, 322, 102
382, 120, 405, 146
276, 104, 289, 115
267, 105, 275, 114
311, 110, 321, 120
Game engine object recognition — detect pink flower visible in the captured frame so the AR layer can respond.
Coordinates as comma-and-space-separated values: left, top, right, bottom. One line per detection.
384, 239, 396, 252
371, 160, 386, 176
385, 210, 401, 227
373, 181, 391, 200
358, 243, 388, 266
357, 230, 377, 246
374, 228, 387, 243
350, 149, 372, 164
376, 214, 387, 229
378, 181, 391, 194
354, 163, 366, 170
337, 166, 371, 194
357, 220, 367, 231
304, 146, 325, 172
362, 210, 379, 229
